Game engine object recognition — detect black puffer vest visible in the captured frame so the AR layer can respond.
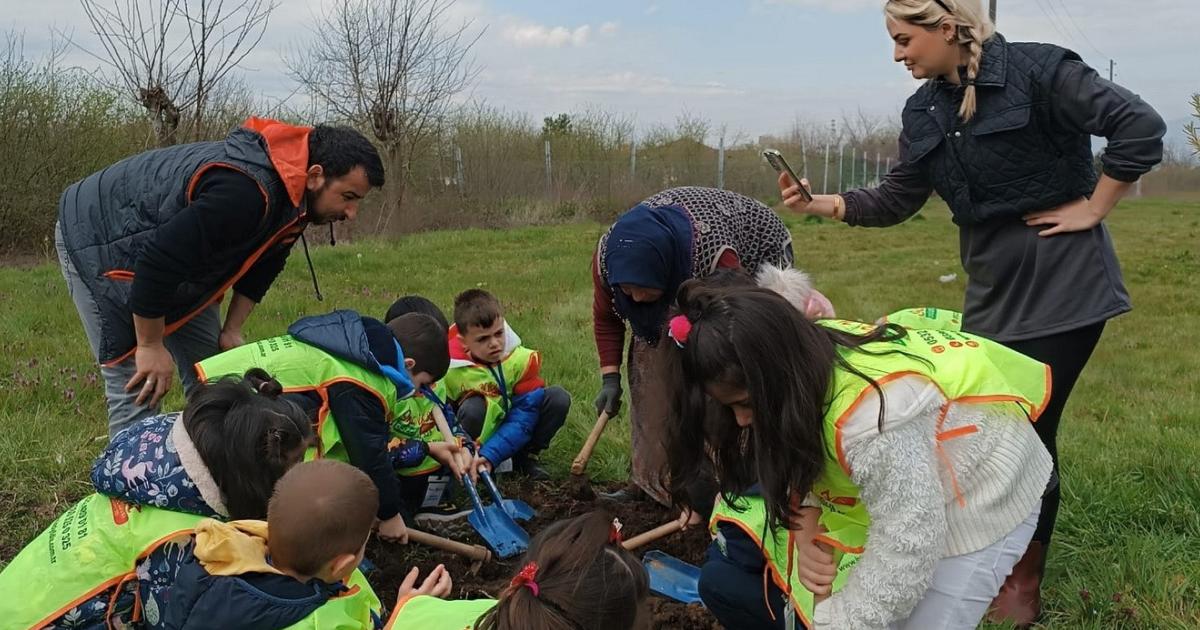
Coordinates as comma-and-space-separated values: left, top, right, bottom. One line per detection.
58, 123, 308, 364
900, 34, 1096, 225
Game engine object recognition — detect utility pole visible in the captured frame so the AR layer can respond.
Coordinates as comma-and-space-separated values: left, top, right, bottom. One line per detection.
1109, 59, 1115, 81
989, 0, 997, 23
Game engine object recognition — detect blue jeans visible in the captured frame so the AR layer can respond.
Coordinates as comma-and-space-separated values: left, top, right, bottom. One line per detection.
700, 522, 796, 630
56, 222, 220, 438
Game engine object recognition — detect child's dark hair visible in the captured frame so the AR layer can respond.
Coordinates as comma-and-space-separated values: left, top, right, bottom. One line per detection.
308, 124, 385, 187
475, 511, 649, 630
663, 280, 909, 532
387, 313, 450, 381
183, 368, 314, 520
385, 295, 449, 331
453, 289, 503, 332
268, 460, 379, 577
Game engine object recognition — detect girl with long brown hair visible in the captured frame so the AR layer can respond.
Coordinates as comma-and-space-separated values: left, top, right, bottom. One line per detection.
779, 1, 1165, 623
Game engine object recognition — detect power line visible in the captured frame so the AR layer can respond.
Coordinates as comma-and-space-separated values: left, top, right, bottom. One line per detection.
1052, 0, 1107, 59
1032, 0, 1079, 50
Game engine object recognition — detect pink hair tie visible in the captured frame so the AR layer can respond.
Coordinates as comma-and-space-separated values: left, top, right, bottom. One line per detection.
668, 315, 693, 348
511, 562, 540, 597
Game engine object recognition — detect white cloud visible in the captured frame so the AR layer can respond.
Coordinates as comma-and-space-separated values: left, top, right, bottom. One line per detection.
600, 21, 620, 35
645, 4, 660, 15
503, 22, 592, 48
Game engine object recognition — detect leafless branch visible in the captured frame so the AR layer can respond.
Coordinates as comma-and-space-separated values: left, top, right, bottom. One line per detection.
75, 0, 275, 145
286, 0, 482, 226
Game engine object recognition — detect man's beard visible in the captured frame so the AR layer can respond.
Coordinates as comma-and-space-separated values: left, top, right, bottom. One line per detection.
304, 188, 342, 225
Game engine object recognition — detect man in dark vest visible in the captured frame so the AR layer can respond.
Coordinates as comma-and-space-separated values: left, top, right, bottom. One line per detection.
55, 117, 385, 437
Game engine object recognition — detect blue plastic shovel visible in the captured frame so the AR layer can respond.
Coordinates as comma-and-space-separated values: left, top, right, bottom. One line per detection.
479, 468, 536, 522
643, 550, 703, 605
621, 520, 703, 606
463, 472, 530, 559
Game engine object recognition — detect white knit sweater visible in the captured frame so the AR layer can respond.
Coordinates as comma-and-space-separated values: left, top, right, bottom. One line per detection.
811, 374, 1052, 630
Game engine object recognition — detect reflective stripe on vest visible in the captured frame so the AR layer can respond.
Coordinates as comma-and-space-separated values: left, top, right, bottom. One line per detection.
813, 319, 1050, 553
0, 494, 203, 629
706, 322, 1048, 621
284, 569, 382, 630
384, 594, 496, 629
708, 495, 862, 627
442, 347, 539, 443
195, 335, 401, 462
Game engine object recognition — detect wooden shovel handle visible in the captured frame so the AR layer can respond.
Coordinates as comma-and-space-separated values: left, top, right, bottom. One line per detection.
621, 520, 683, 551
408, 529, 492, 563
570, 411, 611, 475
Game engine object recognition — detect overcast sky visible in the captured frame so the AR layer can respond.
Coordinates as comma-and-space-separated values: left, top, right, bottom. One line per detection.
9, 0, 1196, 149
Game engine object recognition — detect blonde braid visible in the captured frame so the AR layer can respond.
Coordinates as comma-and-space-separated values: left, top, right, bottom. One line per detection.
885, 0, 995, 122
959, 23, 985, 121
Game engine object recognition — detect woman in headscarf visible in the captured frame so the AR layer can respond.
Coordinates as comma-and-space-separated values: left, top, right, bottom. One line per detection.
591, 186, 831, 504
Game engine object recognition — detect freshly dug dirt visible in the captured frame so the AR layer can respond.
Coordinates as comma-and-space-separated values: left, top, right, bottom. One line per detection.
365, 479, 720, 629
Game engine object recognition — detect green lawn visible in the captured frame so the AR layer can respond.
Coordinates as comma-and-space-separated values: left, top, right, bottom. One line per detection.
2, 198, 1198, 628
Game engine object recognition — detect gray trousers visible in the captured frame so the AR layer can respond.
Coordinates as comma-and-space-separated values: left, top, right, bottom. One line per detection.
55, 222, 221, 438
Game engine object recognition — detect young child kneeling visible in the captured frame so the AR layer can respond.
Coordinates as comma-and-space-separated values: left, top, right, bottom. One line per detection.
0, 459, 385, 629
165, 459, 385, 628
444, 289, 570, 481
383, 296, 472, 511
666, 282, 1052, 630
195, 309, 456, 545
0, 373, 317, 628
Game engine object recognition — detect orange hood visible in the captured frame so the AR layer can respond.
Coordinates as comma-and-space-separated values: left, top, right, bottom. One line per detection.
241, 117, 313, 208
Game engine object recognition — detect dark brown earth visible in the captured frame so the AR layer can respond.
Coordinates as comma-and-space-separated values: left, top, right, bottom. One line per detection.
365, 479, 720, 629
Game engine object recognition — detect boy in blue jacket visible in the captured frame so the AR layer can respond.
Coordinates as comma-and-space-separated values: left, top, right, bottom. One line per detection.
443, 289, 570, 481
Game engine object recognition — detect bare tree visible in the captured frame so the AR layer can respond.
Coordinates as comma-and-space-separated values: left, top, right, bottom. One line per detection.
839, 109, 888, 148
287, 0, 482, 232
177, 0, 275, 140
76, 0, 275, 146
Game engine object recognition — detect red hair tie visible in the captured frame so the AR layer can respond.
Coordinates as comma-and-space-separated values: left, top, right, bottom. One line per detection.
609, 518, 624, 544
511, 562, 540, 597
668, 315, 693, 348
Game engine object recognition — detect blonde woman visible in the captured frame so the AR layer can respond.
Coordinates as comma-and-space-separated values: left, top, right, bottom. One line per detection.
779, 0, 1165, 626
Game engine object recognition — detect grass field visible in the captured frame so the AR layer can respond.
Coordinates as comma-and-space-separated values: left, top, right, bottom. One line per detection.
2, 198, 1198, 628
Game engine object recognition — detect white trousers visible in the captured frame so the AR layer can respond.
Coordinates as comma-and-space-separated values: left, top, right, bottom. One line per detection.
890, 504, 1041, 629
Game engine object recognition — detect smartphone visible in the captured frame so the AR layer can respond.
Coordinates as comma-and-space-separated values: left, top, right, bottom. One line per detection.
762, 149, 813, 202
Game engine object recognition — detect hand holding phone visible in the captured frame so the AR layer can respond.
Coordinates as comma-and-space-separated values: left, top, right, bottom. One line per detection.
762, 149, 813, 202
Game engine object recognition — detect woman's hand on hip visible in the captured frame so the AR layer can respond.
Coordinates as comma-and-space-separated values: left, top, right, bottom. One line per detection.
1023, 196, 1109, 236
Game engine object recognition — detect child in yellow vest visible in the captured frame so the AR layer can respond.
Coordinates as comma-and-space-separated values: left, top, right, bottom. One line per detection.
444, 289, 571, 481
385, 511, 648, 629
90, 369, 315, 522
194, 310, 461, 546
663, 282, 1052, 630
0, 379, 379, 629
382, 296, 472, 518
163, 460, 387, 628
